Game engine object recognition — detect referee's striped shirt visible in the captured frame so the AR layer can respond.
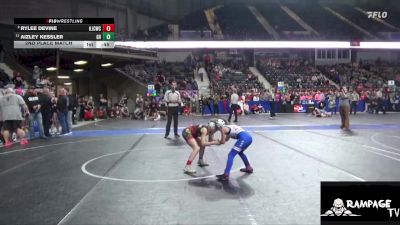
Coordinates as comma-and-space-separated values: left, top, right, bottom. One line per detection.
164, 90, 181, 107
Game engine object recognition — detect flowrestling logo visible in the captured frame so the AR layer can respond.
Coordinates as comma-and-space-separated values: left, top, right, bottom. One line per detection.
367, 11, 388, 19
321, 182, 400, 224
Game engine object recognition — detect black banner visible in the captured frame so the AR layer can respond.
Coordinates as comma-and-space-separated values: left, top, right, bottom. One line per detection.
321, 182, 400, 225
15, 25, 104, 32
14, 18, 114, 24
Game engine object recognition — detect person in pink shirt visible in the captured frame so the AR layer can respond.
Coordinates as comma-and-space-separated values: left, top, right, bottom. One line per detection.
275, 91, 281, 102
315, 92, 320, 102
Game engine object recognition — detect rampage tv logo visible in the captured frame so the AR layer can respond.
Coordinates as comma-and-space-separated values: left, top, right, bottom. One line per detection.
367, 11, 388, 19
322, 198, 400, 217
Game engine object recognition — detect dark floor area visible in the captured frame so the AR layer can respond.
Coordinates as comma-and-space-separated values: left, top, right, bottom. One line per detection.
1, 113, 400, 225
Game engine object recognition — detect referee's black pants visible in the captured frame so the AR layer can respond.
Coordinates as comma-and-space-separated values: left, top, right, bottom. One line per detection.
165, 106, 179, 136
42, 110, 52, 137
228, 104, 238, 122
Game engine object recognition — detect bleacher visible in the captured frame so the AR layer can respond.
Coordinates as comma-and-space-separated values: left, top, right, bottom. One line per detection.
121, 62, 198, 92
147, 24, 169, 41
255, 3, 305, 34
328, 4, 396, 35
158, 63, 197, 90
209, 64, 264, 96
287, 3, 365, 40
257, 57, 336, 90
179, 10, 209, 31
214, 3, 272, 40
13, 49, 56, 68
131, 3, 400, 41
317, 62, 400, 91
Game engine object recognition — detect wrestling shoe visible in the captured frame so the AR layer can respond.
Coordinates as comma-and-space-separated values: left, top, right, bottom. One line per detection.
183, 166, 196, 174
240, 166, 253, 174
216, 174, 229, 181
197, 159, 209, 167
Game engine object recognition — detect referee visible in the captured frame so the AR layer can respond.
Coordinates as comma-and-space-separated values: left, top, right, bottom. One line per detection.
227, 88, 239, 123
339, 86, 351, 132
164, 81, 181, 138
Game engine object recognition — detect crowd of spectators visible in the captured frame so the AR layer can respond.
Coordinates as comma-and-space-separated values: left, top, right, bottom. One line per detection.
122, 58, 201, 121
0, 65, 134, 147
5, 56, 395, 147
123, 54, 400, 119
208, 63, 264, 103
0, 83, 74, 147
122, 61, 198, 92
257, 56, 336, 90
317, 59, 400, 111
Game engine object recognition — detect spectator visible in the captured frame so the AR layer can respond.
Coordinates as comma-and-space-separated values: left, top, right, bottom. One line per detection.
202, 96, 212, 116
32, 65, 42, 85
121, 104, 130, 117
66, 88, 77, 127
0, 88, 29, 147
50, 93, 60, 135
84, 96, 95, 120
212, 95, 219, 115
39, 87, 53, 137
148, 98, 160, 120
120, 93, 128, 106
12, 73, 25, 89
350, 90, 360, 115
394, 92, 400, 111
98, 94, 108, 118
253, 93, 260, 101
133, 94, 144, 120
57, 88, 70, 135
267, 89, 276, 119
328, 91, 337, 116
24, 88, 46, 140
375, 88, 386, 114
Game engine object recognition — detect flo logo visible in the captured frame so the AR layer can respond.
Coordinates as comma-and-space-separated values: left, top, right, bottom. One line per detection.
321, 198, 361, 216
367, 11, 388, 19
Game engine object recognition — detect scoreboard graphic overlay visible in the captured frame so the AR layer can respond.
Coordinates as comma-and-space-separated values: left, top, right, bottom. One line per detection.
14, 18, 115, 49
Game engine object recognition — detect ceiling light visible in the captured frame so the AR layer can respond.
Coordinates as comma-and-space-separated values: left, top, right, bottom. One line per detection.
74, 69, 84, 72
74, 60, 87, 65
57, 76, 70, 79
46, 67, 57, 71
101, 63, 113, 67
64, 82, 72, 85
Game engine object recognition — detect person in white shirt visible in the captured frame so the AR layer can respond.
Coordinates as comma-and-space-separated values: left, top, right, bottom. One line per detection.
164, 81, 182, 138
350, 90, 360, 115
228, 88, 239, 123
375, 88, 386, 114
253, 94, 259, 101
